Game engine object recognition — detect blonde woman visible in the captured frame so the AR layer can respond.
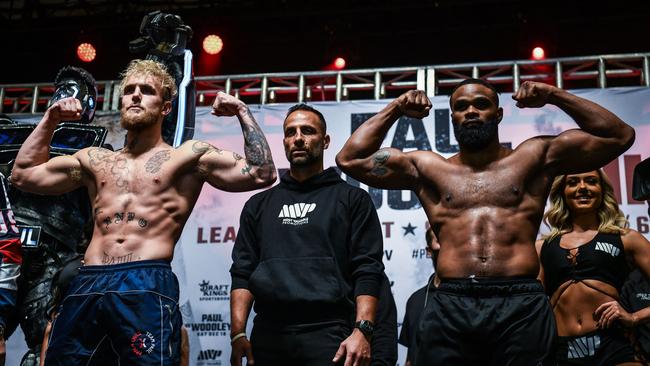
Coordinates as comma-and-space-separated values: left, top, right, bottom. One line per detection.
536, 170, 650, 365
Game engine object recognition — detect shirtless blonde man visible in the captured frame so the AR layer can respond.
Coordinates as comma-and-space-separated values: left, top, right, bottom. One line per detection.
11, 59, 276, 365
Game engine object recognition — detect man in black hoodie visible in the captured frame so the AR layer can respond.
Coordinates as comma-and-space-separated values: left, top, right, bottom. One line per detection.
230, 104, 384, 366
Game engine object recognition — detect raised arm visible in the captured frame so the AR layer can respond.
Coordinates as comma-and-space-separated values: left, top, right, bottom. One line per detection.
193, 92, 276, 192
336, 90, 432, 190
10, 97, 86, 195
513, 81, 635, 176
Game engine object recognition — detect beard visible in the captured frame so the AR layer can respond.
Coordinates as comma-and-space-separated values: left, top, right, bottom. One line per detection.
453, 118, 499, 151
120, 108, 159, 131
285, 142, 324, 167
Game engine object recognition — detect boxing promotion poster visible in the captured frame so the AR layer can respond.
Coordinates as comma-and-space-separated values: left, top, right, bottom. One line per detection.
171, 87, 650, 366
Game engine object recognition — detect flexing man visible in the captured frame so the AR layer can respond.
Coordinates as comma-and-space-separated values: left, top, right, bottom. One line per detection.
336, 79, 635, 365
11, 59, 276, 365
230, 104, 384, 366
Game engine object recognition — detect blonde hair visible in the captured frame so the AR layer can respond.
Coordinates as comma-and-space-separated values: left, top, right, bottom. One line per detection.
543, 169, 628, 242
119, 59, 177, 101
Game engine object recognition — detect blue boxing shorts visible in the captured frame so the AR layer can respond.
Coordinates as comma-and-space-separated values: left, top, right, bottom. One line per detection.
44, 260, 182, 366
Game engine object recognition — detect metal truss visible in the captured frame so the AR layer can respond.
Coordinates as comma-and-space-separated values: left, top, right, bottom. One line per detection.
2, 52, 649, 115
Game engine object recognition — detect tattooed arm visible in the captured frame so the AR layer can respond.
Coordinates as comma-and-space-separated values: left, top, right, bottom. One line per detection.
11, 97, 86, 194
190, 92, 276, 191
336, 90, 434, 190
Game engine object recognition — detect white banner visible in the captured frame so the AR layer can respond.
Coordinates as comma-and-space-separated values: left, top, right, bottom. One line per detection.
173, 87, 650, 366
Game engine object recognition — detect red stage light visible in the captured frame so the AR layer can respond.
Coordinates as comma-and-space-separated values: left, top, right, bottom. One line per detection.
334, 57, 346, 69
203, 35, 224, 55
532, 47, 545, 60
77, 43, 96, 62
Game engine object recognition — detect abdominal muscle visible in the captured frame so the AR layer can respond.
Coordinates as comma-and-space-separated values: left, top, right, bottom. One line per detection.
551, 280, 620, 337
83, 202, 185, 266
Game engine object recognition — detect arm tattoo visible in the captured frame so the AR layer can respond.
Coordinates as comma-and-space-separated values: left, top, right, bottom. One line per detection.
370, 149, 391, 176
192, 141, 223, 155
145, 150, 171, 174
240, 107, 275, 178
68, 166, 82, 183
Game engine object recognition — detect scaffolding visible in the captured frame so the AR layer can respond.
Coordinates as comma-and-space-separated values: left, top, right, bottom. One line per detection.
2, 52, 649, 115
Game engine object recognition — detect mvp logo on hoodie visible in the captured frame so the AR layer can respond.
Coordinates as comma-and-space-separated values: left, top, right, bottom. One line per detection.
278, 203, 316, 226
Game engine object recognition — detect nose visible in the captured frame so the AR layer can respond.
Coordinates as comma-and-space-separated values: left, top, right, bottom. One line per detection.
577, 180, 589, 190
293, 130, 305, 144
464, 105, 479, 118
131, 86, 142, 102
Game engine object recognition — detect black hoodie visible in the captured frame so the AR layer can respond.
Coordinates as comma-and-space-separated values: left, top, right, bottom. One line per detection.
231, 168, 384, 325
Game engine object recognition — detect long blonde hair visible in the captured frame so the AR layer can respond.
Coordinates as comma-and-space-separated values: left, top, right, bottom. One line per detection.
543, 170, 628, 242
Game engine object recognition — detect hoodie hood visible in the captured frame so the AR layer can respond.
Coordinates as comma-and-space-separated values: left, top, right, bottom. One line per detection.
280, 167, 343, 191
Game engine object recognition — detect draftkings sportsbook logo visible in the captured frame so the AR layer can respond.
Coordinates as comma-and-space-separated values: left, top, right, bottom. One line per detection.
278, 203, 316, 226
198, 280, 229, 302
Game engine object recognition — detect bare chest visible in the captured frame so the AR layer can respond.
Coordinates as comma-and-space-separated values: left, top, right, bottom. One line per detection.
431, 170, 527, 209
87, 150, 178, 194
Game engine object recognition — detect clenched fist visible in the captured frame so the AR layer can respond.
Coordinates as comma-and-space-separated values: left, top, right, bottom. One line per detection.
393, 90, 432, 119
512, 81, 559, 109
211, 91, 247, 117
46, 97, 82, 123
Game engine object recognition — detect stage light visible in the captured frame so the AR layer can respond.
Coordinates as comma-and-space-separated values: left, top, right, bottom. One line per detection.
203, 35, 223, 55
334, 57, 346, 70
77, 43, 96, 62
532, 47, 545, 60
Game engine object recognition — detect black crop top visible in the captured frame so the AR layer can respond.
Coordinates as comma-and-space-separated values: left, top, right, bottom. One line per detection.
540, 232, 629, 296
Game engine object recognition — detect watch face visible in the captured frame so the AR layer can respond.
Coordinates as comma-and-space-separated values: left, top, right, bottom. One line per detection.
357, 320, 374, 334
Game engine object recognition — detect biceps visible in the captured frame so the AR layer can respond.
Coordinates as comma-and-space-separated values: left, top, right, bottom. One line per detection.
14, 155, 83, 193
546, 130, 627, 174
198, 151, 259, 191
345, 148, 418, 190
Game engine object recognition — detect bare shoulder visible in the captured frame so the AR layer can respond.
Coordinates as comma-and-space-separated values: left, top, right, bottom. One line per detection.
512, 136, 554, 158
178, 140, 224, 156
535, 238, 546, 254
623, 229, 650, 248
409, 150, 446, 168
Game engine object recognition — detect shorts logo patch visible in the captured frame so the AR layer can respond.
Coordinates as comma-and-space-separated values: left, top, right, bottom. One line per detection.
567, 334, 600, 359
130, 330, 156, 357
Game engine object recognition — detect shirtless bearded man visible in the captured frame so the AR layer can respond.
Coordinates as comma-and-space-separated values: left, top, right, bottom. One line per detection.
336, 79, 635, 365
11, 59, 276, 365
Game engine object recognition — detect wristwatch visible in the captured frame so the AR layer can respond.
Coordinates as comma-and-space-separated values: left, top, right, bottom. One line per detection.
354, 320, 375, 337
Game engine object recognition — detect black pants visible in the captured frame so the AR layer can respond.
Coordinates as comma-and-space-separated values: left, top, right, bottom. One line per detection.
415, 278, 557, 366
251, 321, 349, 366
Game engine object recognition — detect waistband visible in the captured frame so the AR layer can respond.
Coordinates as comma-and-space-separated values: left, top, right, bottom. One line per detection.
79, 259, 171, 273
557, 327, 625, 342
438, 276, 543, 296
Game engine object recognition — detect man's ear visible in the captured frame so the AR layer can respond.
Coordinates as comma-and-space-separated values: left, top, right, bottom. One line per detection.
162, 100, 173, 116
323, 134, 331, 150
497, 107, 503, 124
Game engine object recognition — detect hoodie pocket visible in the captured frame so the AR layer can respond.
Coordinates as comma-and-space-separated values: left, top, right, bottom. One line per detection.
249, 257, 343, 304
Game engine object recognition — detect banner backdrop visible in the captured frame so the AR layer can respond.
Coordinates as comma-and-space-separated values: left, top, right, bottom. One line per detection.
6, 87, 650, 366
173, 87, 650, 366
